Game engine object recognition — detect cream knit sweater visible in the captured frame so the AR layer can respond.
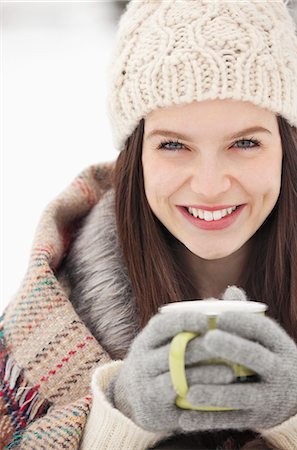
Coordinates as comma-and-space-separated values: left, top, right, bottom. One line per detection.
80, 361, 165, 450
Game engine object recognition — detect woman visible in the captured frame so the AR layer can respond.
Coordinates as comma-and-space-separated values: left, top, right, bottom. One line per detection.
1, 1, 297, 449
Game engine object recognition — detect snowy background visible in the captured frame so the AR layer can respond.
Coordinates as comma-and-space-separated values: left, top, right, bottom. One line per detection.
2, 1, 127, 312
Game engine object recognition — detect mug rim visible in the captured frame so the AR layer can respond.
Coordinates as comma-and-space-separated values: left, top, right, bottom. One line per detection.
159, 299, 268, 316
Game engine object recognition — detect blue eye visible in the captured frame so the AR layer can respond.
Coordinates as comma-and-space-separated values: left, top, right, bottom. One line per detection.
233, 138, 261, 149
157, 139, 184, 151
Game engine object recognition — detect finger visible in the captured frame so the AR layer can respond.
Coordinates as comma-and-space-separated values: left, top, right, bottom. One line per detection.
216, 311, 295, 354
222, 285, 249, 301
185, 335, 214, 365
150, 371, 180, 404
133, 310, 208, 351
146, 344, 235, 382
179, 409, 257, 432
186, 383, 265, 411
144, 335, 213, 376
151, 364, 235, 401
204, 329, 276, 380
186, 364, 235, 385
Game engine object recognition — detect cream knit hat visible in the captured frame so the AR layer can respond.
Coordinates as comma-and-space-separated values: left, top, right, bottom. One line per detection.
107, 0, 297, 151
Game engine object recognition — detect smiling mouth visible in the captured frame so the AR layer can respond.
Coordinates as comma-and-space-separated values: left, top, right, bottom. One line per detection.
185, 205, 240, 221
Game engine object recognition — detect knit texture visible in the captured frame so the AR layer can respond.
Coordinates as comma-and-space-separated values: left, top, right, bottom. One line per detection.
0, 164, 113, 449
107, 0, 297, 151
261, 413, 297, 449
80, 361, 167, 450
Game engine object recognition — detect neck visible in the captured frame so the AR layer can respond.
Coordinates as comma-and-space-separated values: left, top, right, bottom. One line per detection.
175, 240, 253, 300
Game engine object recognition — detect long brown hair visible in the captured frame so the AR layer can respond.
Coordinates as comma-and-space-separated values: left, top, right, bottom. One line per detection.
113, 115, 297, 449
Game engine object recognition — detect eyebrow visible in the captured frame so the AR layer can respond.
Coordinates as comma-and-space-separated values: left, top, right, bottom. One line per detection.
145, 126, 272, 141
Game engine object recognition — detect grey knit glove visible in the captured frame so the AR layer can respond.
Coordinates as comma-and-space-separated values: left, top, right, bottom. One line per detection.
179, 311, 297, 432
106, 310, 235, 433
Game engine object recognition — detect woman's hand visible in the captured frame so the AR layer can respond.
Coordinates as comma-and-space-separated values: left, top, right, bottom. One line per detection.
106, 310, 235, 433
179, 311, 297, 432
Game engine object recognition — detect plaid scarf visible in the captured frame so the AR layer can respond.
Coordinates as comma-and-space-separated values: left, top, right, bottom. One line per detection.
0, 163, 113, 449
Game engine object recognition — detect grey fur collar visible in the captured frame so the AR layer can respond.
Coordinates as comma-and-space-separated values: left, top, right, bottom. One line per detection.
61, 189, 140, 360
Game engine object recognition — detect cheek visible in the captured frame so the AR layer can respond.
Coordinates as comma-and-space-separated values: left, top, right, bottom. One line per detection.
142, 157, 181, 202
242, 156, 282, 205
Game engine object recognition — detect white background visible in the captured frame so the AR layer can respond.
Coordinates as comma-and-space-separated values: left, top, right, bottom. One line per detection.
1, 1, 121, 312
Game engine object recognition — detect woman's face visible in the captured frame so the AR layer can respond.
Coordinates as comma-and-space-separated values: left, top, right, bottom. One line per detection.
142, 99, 283, 260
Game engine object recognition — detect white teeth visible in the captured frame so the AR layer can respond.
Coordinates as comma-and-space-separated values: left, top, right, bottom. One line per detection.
198, 209, 204, 219
204, 211, 213, 221
213, 210, 222, 221
187, 206, 238, 221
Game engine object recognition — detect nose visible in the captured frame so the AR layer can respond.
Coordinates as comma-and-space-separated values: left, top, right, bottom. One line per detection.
190, 155, 232, 200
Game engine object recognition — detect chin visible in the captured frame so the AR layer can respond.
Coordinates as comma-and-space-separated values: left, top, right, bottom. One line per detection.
197, 253, 230, 261
188, 245, 236, 261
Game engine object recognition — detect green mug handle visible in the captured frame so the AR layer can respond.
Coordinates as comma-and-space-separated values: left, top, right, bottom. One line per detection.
169, 330, 254, 411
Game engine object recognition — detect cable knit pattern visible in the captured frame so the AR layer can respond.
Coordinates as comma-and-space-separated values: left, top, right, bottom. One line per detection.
107, 0, 297, 151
